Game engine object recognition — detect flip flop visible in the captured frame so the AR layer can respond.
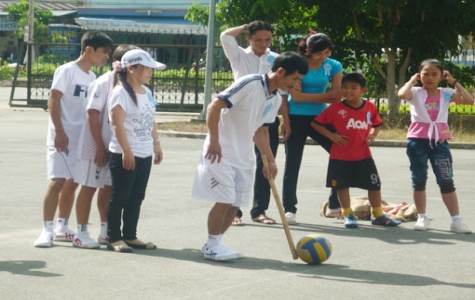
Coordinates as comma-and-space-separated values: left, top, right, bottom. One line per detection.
252, 214, 276, 225
124, 239, 157, 250
231, 216, 243, 226
107, 241, 134, 253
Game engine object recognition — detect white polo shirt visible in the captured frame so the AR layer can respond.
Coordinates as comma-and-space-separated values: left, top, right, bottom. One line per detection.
202, 74, 282, 169
220, 32, 278, 81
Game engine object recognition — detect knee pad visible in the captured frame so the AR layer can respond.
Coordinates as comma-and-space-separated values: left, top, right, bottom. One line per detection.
439, 182, 455, 194
413, 181, 426, 191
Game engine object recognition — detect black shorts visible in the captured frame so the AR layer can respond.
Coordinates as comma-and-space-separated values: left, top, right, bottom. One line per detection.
326, 158, 381, 191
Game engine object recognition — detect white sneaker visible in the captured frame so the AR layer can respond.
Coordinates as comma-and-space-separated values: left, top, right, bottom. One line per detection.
450, 220, 472, 234
285, 212, 297, 225
201, 243, 244, 259
53, 228, 76, 242
414, 216, 430, 231
73, 234, 101, 249
325, 207, 342, 218
203, 244, 238, 261
98, 235, 109, 245
34, 231, 53, 248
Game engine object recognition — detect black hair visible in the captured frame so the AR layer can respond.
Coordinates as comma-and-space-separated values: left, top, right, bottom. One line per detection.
80, 31, 114, 53
419, 58, 444, 73
115, 45, 142, 106
297, 33, 333, 57
247, 20, 273, 36
112, 44, 140, 87
271, 52, 308, 76
342, 72, 366, 88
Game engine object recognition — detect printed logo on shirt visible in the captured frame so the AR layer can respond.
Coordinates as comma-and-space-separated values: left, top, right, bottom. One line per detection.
73, 84, 88, 98
443, 92, 451, 101
366, 112, 372, 125
346, 118, 369, 130
338, 109, 348, 118
268, 55, 276, 67
262, 103, 273, 118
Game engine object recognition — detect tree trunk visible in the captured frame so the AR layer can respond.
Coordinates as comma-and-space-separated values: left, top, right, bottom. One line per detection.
386, 51, 399, 124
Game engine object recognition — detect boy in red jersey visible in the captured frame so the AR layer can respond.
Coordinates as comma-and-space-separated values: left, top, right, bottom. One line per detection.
311, 72, 401, 228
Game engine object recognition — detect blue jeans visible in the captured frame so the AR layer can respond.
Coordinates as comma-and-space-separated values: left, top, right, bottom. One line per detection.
107, 153, 152, 243
406, 138, 454, 189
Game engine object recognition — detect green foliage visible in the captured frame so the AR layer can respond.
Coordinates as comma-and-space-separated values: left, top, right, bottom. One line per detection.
5, 0, 54, 43
0, 61, 26, 79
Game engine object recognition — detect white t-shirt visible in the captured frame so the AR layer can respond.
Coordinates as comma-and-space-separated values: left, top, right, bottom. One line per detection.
108, 85, 156, 158
220, 32, 279, 81
202, 74, 282, 169
77, 71, 114, 160
47, 61, 96, 150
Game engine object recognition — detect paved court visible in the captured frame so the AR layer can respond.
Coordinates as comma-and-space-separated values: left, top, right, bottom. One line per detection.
0, 100, 474, 300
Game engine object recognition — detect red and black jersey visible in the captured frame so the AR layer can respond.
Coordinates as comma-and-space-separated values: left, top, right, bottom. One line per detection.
314, 100, 382, 161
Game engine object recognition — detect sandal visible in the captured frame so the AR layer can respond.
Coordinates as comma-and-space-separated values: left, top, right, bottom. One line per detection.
231, 216, 243, 226
107, 240, 134, 253
252, 214, 276, 225
124, 239, 157, 250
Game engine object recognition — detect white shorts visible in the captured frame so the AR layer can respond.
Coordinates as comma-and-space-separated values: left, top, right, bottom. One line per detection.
191, 156, 253, 207
73, 159, 112, 188
47, 147, 77, 180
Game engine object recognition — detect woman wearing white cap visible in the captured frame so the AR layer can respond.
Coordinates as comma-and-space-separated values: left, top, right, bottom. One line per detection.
106, 48, 166, 252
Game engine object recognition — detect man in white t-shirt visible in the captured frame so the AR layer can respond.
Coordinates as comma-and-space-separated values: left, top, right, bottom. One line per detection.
192, 52, 308, 261
72, 45, 138, 249
34, 31, 113, 248
220, 21, 289, 226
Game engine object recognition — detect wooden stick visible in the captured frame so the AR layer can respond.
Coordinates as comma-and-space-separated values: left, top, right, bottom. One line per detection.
262, 155, 298, 260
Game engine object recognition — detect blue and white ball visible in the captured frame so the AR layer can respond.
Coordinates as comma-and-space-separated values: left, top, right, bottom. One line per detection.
296, 234, 332, 265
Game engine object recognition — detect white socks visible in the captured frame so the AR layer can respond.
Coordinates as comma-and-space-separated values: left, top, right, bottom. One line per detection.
56, 218, 70, 232
42, 221, 54, 233
100, 222, 108, 237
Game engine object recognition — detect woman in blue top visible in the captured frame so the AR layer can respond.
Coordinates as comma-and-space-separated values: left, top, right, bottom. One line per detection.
282, 33, 343, 224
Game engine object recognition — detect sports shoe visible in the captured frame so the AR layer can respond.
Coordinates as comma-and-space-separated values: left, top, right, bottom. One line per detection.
201, 243, 244, 259
73, 234, 101, 249
450, 220, 472, 234
414, 216, 430, 231
98, 235, 109, 245
371, 215, 401, 226
285, 212, 297, 225
203, 244, 238, 261
34, 231, 53, 248
325, 207, 342, 218
53, 228, 76, 242
344, 214, 358, 228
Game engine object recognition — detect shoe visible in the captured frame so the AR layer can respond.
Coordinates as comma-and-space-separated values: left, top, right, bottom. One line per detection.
98, 235, 109, 245
371, 215, 401, 226
73, 234, 100, 249
201, 243, 244, 259
414, 216, 430, 231
325, 207, 342, 218
344, 214, 358, 228
231, 217, 243, 226
34, 231, 53, 248
124, 239, 157, 250
252, 214, 276, 224
203, 244, 238, 261
53, 228, 76, 242
285, 212, 297, 225
107, 241, 134, 253
450, 220, 472, 234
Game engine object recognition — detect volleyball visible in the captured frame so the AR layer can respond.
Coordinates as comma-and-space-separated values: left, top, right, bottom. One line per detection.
296, 234, 332, 265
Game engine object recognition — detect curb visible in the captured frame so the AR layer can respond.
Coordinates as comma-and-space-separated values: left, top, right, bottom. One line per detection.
158, 130, 475, 149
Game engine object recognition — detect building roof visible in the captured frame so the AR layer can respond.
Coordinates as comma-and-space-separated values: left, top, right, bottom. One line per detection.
0, 1, 78, 11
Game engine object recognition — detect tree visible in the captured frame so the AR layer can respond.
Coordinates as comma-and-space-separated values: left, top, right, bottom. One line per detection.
6, 0, 54, 43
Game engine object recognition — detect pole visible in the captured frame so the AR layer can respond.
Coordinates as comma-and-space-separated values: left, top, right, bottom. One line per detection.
28, 0, 35, 43
199, 0, 217, 120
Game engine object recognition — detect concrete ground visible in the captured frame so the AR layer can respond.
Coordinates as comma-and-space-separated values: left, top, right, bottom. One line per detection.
0, 96, 474, 300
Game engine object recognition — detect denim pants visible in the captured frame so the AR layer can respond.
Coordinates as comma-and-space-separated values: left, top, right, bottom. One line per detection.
250, 117, 280, 218
406, 138, 454, 188
107, 153, 152, 243
283, 114, 339, 213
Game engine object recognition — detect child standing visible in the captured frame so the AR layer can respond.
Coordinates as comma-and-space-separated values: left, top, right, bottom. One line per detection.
397, 59, 474, 233
107, 49, 165, 252
192, 52, 308, 261
312, 72, 401, 228
34, 31, 113, 247
73, 45, 138, 249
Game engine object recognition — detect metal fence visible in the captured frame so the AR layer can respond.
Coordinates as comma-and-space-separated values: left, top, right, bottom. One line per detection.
9, 42, 234, 111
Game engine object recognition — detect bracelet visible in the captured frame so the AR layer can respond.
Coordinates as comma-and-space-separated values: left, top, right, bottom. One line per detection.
452, 80, 458, 87
153, 139, 160, 145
